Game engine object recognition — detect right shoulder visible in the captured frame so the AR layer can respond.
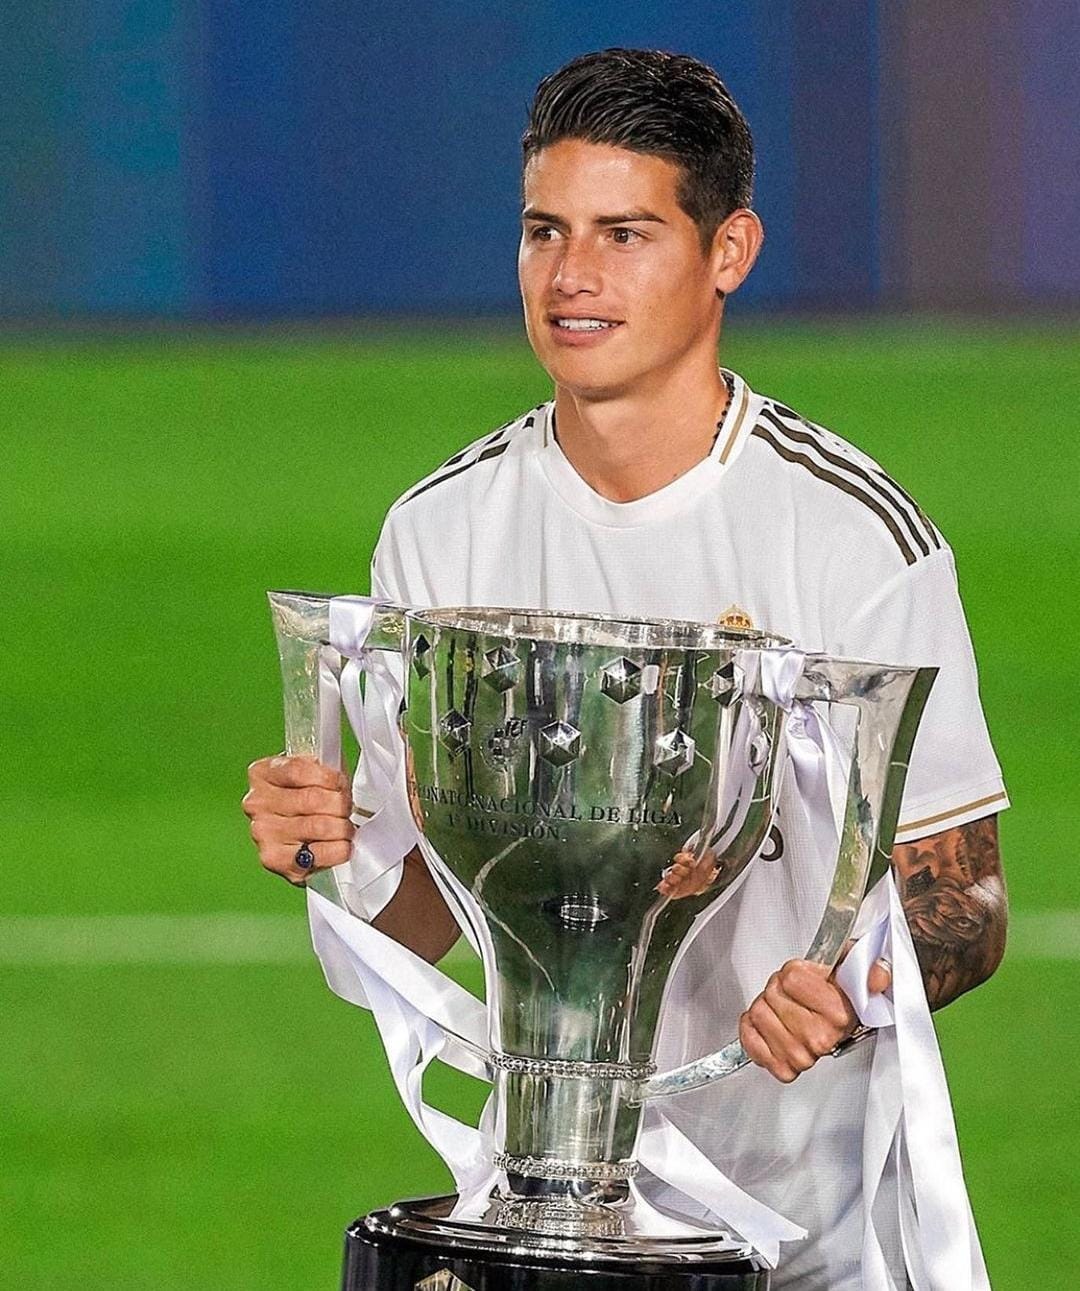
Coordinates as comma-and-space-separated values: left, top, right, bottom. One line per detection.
385, 404, 547, 520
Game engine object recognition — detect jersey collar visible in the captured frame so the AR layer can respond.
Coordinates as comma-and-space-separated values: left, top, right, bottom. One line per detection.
537, 369, 756, 529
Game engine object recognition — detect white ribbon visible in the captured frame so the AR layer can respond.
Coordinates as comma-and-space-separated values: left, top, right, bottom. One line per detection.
758, 650, 988, 1287
756, 648, 852, 880
308, 888, 494, 1200
835, 873, 991, 1291
321, 596, 419, 918
638, 1112, 808, 1266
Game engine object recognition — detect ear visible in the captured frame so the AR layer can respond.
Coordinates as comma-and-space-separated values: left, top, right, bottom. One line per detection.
710, 209, 764, 296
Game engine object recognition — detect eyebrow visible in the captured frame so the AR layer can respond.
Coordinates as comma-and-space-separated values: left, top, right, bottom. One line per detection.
521, 207, 667, 227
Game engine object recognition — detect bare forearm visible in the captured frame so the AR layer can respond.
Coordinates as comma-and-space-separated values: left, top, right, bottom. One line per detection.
371, 845, 461, 963
892, 815, 1007, 1010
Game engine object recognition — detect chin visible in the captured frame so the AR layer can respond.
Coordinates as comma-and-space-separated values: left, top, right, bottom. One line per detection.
552, 373, 630, 402
540, 351, 635, 400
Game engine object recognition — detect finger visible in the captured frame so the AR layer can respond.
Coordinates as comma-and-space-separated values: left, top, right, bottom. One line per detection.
867, 956, 893, 995
765, 972, 805, 1019
745, 996, 816, 1075
780, 960, 857, 1031
251, 813, 355, 846
836, 940, 893, 997
663, 849, 718, 895
252, 783, 353, 821
261, 756, 349, 791
687, 858, 719, 889
739, 1012, 798, 1084
261, 839, 352, 881
656, 869, 716, 899
656, 857, 694, 895
678, 847, 715, 873
763, 976, 842, 1057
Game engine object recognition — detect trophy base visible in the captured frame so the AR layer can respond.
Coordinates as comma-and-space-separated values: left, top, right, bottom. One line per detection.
343, 1195, 770, 1289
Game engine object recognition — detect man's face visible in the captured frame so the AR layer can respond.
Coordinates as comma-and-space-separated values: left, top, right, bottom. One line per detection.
518, 139, 724, 400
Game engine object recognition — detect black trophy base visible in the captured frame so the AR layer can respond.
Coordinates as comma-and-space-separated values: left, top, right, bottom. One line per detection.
343, 1196, 770, 1290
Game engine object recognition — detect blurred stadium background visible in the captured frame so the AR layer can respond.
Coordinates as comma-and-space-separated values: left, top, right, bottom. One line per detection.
3, 4, 1078, 1289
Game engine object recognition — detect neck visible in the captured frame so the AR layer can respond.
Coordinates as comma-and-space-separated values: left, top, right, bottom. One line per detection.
552, 358, 731, 503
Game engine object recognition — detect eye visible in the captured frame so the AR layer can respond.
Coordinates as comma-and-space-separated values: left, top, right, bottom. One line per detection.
527, 224, 558, 243
610, 227, 641, 245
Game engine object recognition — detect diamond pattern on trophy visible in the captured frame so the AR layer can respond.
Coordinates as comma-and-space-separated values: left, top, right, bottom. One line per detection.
706, 659, 744, 705
412, 633, 432, 679
654, 728, 696, 776
599, 656, 642, 703
438, 709, 472, 756
538, 719, 582, 767
481, 644, 520, 692
414, 1271, 477, 1291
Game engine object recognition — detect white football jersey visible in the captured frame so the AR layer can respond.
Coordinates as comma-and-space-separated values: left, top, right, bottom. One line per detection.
367, 369, 1008, 1289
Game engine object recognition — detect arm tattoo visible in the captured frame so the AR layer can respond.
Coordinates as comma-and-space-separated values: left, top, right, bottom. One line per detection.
891, 815, 1007, 1010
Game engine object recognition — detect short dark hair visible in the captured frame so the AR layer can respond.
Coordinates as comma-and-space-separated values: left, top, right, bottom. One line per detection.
522, 49, 754, 252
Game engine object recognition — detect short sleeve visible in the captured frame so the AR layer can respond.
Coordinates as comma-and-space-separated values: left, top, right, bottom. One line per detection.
370, 510, 436, 609
834, 548, 1009, 842
370, 526, 403, 603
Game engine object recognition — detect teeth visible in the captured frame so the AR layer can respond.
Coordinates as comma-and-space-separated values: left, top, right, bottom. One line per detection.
555, 318, 615, 331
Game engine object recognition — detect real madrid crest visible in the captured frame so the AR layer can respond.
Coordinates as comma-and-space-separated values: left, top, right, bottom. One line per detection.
716, 604, 754, 631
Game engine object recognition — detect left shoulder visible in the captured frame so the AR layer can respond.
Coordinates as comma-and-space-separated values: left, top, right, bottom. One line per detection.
748, 393, 946, 572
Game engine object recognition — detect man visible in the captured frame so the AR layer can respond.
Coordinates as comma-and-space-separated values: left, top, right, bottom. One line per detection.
243, 49, 1007, 1288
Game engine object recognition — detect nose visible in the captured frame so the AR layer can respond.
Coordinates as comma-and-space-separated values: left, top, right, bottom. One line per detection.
553, 238, 601, 296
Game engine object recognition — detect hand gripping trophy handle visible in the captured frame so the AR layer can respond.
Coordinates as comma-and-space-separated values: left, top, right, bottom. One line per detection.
267, 591, 411, 912
637, 657, 936, 1101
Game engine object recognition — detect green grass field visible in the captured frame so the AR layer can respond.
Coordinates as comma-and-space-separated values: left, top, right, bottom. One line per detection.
3, 320, 1078, 1288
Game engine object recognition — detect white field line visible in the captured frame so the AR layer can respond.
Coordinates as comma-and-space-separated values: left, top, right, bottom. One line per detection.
0, 912, 474, 967
0, 911, 1075, 967
1005, 911, 1080, 962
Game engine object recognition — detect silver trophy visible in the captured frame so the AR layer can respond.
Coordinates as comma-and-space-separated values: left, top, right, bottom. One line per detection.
268, 593, 935, 1290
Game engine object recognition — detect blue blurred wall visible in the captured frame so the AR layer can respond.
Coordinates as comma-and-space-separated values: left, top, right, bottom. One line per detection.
2, 1, 1077, 321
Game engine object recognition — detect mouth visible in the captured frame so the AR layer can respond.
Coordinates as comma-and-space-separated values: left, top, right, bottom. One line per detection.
548, 315, 622, 331
546, 314, 624, 346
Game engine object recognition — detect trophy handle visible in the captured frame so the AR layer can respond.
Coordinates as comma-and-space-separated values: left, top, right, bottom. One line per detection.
267, 590, 406, 911
637, 658, 936, 1102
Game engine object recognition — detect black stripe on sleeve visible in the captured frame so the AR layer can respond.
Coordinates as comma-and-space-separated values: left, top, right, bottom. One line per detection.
423, 412, 530, 474
484, 413, 533, 450
399, 440, 512, 507
751, 424, 918, 565
762, 407, 932, 557
876, 472, 942, 550
397, 411, 537, 509
769, 405, 940, 552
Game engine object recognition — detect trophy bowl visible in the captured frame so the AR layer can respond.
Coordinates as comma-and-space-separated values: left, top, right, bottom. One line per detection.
398, 608, 787, 1184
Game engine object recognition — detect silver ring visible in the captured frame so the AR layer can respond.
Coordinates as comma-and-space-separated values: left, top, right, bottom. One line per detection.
294, 842, 316, 871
